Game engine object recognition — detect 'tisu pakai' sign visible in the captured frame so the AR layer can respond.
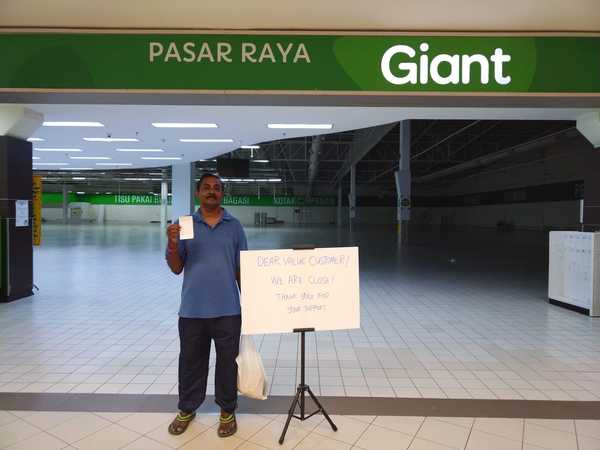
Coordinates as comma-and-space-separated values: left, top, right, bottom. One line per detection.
0, 33, 599, 93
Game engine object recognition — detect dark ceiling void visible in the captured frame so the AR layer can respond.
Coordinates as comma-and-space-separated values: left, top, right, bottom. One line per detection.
38, 120, 577, 195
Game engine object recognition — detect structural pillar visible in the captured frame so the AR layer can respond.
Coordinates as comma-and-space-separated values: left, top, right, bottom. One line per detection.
171, 162, 195, 222
160, 179, 168, 229
348, 164, 356, 231
337, 184, 343, 227
62, 184, 69, 224
395, 121, 411, 239
0, 105, 43, 303
97, 204, 105, 224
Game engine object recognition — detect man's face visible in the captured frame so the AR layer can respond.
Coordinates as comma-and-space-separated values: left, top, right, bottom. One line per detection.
197, 176, 223, 207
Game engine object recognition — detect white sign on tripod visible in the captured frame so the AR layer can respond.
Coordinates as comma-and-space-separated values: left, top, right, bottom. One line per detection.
240, 247, 360, 335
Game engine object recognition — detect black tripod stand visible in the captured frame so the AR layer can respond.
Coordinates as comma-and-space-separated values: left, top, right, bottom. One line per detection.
278, 327, 337, 445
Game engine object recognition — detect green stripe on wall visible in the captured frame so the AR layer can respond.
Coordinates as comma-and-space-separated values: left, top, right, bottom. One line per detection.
42, 193, 336, 207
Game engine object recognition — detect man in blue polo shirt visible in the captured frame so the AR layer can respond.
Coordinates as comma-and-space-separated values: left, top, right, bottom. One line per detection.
165, 172, 247, 438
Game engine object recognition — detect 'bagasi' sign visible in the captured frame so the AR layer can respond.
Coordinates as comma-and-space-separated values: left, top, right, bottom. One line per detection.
1, 33, 599, 93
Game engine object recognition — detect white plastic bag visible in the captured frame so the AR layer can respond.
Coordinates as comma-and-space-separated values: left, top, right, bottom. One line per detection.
236, 335, 269, 400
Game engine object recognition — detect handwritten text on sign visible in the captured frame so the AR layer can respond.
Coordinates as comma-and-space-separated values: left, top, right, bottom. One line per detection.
240, 247, 360, 335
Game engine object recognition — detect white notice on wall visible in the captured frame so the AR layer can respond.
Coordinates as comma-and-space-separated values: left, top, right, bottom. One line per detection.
15, 200, 29, 227
240, 247, 360, 335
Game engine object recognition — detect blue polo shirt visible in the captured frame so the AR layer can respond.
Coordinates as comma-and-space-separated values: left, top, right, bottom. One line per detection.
167, 208, 248, 318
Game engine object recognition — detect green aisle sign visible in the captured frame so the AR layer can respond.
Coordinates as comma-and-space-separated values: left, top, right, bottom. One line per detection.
42, 193, 336, 207
1, 33, 599, 93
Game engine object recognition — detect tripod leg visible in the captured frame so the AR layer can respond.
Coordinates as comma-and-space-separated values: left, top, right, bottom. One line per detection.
279, 388, 301, 444
306, 386, 337, 431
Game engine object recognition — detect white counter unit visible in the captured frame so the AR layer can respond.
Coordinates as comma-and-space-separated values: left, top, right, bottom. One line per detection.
548, 231, 600, 316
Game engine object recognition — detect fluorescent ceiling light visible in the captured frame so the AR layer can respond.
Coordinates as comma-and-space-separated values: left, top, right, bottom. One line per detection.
32, 162, 68, 166
43, 121, 104, 127
267, 123, 333, 130
83, 137, 139, 142
241, 145, 260, 149
76, 191, 86, 194
32, 156, 40, 160
69, 156, 112, 160
141, 156, 182, 160
152, 123, 218, 128
106, 192, 112, 194
35, 148, 82, 152
96, 163, 133, 166
268, 178, 282, 182
198, 159, 217, 162
179, 139, 234, 143
72, 177, 86, 180
253, 160, 270, 163
27, 137, 45, 142
116, 148, 163, 152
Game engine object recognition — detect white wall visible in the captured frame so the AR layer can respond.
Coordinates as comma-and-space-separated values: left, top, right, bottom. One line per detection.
1, 0, 598, 31
42, 207, 63, 222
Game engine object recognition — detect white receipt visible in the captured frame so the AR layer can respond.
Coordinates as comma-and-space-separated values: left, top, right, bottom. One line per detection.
178, 215, 194, 240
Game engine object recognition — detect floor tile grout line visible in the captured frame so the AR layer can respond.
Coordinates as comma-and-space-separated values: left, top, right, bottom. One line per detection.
349, 414, 378, 448
462, 418, 475, 450
406, 415, 427, 450
521, 417, 525, 450
239, 414, 279, 448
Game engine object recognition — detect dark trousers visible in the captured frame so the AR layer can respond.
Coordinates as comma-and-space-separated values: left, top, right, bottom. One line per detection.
177, 315, 241, 414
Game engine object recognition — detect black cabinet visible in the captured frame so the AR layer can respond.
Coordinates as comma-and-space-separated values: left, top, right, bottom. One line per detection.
0, 136, 33, 302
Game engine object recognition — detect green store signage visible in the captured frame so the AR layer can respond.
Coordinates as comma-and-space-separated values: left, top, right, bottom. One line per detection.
42, 193, 336, 207
1, 33, 599, 93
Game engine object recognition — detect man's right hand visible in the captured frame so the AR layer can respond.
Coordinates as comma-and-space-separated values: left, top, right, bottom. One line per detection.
167, 223, 181, 246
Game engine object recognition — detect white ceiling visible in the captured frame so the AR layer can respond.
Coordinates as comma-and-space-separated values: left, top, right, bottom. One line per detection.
26, 104, 594, 170
2, 0, 599, 31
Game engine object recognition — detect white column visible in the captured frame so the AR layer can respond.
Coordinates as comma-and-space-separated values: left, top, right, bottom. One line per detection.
97, 204, 105, 224
576, 111, 600, 148
0, 105, 43, 138
160, 179, 168, 229
348, 164, 356, 230
62, 184, 69, 224
337, 184, 343, 227
171, 162, 195, 222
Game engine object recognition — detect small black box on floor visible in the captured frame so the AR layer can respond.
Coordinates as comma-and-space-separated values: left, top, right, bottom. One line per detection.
0, 136, 33, 303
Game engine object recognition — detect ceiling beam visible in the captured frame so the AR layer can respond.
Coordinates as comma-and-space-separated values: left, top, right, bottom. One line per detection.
305, 135, 323, 199
332, 121, 397, 186
411, 120, 481, 161
414, 127, 577, 183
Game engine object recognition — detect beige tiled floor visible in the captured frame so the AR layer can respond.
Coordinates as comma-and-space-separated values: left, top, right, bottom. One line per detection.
3, 225, 600, 402
2, 411, 600, 450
